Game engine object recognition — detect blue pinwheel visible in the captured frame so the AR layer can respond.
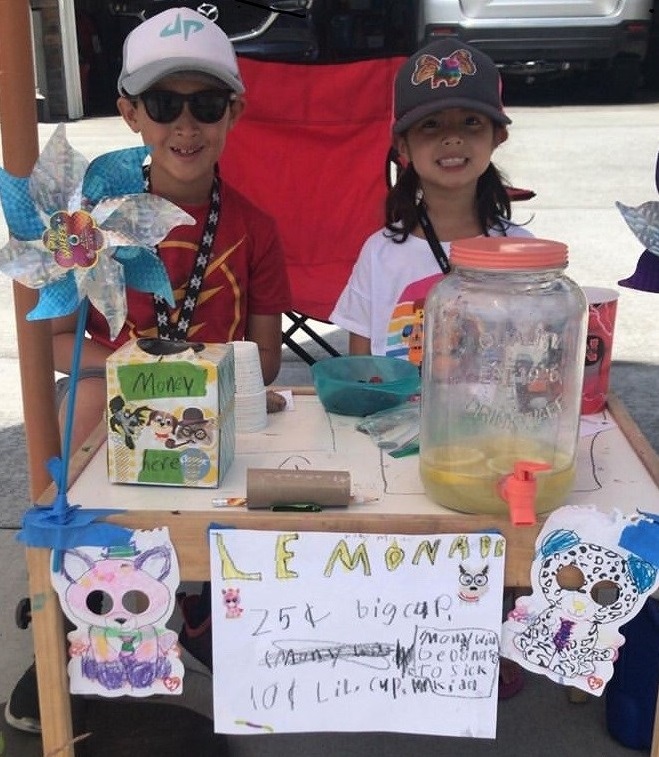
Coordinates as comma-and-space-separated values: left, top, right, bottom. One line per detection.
0, 124, 194, 560
617, 152, 659, 293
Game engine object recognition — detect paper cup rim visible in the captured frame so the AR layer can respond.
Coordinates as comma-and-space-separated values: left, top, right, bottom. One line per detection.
231, 340, 260, 352
582, 286, 619, 305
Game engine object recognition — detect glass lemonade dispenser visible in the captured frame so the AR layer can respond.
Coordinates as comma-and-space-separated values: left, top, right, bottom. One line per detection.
419, 238, 588, 524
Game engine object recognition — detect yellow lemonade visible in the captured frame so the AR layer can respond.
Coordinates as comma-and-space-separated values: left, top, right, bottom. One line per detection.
419, 439, 575, 515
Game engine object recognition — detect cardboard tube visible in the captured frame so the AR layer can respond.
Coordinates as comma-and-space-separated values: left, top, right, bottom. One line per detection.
246, 468, 351, 509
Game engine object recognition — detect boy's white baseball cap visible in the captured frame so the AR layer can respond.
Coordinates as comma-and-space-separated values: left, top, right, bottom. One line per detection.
118, 7, 244, 96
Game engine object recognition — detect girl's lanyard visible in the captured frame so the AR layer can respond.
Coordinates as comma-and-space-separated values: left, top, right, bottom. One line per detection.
417, 203, 451, 275
144, 164, 222, 341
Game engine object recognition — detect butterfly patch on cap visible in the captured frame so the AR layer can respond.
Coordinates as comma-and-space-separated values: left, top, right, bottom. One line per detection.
412, 49, 477, 90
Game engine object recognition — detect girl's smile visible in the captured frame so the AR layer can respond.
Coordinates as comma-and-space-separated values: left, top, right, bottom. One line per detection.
437, 156, 469, 169
397, 107, 507, 193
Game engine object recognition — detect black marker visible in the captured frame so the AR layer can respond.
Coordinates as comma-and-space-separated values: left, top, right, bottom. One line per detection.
270, 503, 323, 512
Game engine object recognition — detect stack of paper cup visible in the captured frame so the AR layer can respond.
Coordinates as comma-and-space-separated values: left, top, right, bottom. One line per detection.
231, 341, 267, 432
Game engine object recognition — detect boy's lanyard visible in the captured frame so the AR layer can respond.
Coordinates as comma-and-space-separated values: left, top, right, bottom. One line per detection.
144, 164, 222, 341
417, 203, 451, 275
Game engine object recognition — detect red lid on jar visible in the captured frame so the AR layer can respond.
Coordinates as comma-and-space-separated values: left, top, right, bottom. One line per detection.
450, 237, 568, 269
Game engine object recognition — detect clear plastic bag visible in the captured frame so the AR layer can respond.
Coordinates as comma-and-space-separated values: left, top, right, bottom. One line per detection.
356, 399, 420, 457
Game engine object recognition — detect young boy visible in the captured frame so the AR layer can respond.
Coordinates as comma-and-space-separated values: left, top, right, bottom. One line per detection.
6, 7, 291, 733
51, 5, 292, 453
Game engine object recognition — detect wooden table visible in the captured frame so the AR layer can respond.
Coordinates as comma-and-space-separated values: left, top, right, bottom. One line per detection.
26, 392, 659, 757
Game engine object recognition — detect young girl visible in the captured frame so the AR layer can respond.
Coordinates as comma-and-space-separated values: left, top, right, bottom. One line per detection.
330, 38, 532, 367
331, 38, 529, 700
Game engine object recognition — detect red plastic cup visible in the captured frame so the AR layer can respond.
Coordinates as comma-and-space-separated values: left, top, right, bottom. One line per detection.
580, 287, 619, 415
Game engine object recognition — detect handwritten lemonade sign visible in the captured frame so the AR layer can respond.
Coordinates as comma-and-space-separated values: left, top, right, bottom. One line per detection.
209, 529, 505, 737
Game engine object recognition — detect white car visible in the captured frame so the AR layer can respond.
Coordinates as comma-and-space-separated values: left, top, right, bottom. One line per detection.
418, 0, 655, 100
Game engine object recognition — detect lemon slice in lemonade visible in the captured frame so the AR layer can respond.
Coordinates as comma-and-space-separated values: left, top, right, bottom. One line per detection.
431, 445, 486, 469
487, 453, 550, 476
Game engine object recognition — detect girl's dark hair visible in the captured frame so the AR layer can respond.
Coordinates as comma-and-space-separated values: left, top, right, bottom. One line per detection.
385, 151, 512, 243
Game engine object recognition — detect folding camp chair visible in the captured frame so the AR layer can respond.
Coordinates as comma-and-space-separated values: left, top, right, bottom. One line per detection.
281, 311, 342, 364
221, 56, 536, 365
220, 55, 405, 364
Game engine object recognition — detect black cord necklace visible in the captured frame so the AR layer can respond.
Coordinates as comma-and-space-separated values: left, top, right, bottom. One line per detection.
417, 202, 451, 275
144, 164, 222, 341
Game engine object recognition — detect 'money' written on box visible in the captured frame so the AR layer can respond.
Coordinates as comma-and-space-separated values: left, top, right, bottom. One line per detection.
117, 362, 208, 401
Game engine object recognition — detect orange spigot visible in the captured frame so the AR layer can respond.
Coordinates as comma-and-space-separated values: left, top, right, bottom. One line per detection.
497, 461, 552, 526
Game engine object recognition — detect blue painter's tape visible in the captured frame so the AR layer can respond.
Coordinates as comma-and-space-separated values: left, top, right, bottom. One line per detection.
207, 522, 236, 540
619, 511, 659, 568
17, 505, 133, 551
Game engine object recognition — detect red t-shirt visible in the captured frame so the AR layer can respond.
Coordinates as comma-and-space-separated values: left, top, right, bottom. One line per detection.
87, 182, 292, 348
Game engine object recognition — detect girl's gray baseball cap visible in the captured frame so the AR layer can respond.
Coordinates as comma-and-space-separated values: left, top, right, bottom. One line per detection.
393, 38, 511, 134
117, 7, 244, 96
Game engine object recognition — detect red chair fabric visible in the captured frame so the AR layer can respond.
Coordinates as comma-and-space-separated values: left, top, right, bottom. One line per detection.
221, 56, 405, 321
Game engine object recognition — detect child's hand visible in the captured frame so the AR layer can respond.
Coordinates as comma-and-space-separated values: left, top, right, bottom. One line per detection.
266, 390, 287, 414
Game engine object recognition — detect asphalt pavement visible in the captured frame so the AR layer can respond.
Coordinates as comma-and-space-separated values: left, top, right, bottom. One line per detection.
0, 83, 658, 754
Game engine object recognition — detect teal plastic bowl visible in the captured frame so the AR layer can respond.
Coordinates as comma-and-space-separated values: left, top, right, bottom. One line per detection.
312, 356, 420, 417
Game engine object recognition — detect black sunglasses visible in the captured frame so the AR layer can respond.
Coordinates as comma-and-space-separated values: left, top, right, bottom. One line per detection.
139, 89, 236, 124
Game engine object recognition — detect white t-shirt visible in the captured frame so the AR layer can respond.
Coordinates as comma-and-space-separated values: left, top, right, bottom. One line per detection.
330, 221, 533, 365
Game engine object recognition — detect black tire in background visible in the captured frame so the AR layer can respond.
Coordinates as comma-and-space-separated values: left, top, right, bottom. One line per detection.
604, 53, 644, 101
642, 0, 659, 90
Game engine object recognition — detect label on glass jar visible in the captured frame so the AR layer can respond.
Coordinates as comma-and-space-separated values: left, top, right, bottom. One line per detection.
462, 323, 564, 431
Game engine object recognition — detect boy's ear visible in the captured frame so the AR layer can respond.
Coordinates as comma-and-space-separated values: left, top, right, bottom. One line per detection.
117, 96, 141, 133
227, 96, 245, 129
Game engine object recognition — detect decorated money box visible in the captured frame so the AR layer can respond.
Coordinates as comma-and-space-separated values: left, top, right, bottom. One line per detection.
106, 338, 235, 487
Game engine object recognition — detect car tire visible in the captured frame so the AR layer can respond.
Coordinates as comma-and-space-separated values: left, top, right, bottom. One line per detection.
602, 54, 643, 102
644, 51, 659, 90
644, 0, 659, 90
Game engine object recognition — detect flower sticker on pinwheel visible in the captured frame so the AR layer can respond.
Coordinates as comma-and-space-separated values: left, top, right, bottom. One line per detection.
43, 210, 105, 269
0, 123, 194, 339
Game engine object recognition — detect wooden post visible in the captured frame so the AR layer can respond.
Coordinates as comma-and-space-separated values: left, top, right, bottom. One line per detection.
26, 548, 74, 757
0, 1, 68, 754
0, 0, 60, 500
